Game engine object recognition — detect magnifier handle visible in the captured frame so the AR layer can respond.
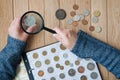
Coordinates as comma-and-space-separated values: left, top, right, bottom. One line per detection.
44, 27, 56, 34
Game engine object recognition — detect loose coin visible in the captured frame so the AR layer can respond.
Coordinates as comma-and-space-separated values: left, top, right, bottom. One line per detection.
60, 44, 66, 50
70, 11, 76, 17
90, 72, 98, 79
73, 15, 80, 21
79, 14, 85, 21
93, 10, 101, 17
73, 4, 79, 10
95, 26, 102, 33
82, 19, 88, 25
59, 73, 65, 79
92, 16, 99, 23
33, 53, 38, 59
72, 21, 78, 27
54, 56, 59, 61
68, 69, 76, 76
55, 9, 66, 20
80, 75, 87, 80
89, 26, 95, 32
78, 66, 85, 73
67, 18, 73, 25
38, 70, 44, 77
35, 61, 42, 67
83, 9, 90, 16
47, 67, 54, 73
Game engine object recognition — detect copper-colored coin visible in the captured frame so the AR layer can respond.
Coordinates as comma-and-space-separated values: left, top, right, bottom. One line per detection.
60, 44, 66, 50
42, 51, 47, 56
72, 21, 78, 27
82, 19, 88, 25
89, 26, 95, 32
73, 4, 79, 10
78, 66, 85, 73
70, 11, 76, 17
51, 48, 56, 53
38, 70, 44, 77
60, 66, 64, 70
32, 53, 38, 59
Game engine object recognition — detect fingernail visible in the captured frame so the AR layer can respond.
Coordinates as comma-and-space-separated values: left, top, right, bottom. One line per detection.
53, 34, 56, 36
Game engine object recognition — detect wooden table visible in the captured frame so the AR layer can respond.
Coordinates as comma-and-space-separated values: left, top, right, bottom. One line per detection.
0, 0, 120, 80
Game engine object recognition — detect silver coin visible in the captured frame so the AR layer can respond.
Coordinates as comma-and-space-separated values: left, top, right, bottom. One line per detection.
63, 53, 68, 59
79, 14, 85, 21
92, 16, 99, 23
95, 26, 102, 33
47, 67, 54, 73
90, 72, 98, 79
87, 62, 95, 70
68, 68, 76, 76
35, 61, 42, 67
67, 18, 73, 25
59, 73, 65, 79
73, 15, 80, 21
83, 9, 90, 16
50, 77, 56, 80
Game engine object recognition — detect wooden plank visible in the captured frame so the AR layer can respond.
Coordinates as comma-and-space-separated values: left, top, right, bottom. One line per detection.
28, 0, 45, 50
107, 0, 120, 80
91, 0, 108, 80
44, 0, 59, 45
0, 0, 13, 50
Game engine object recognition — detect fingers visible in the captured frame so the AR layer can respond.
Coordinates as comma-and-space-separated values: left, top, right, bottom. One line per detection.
53, 27, 64, 37
53, 34, 62, 42
26, 24, 36, 33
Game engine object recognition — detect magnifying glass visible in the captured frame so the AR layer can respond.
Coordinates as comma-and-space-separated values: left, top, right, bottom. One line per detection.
20, 11, 56, 34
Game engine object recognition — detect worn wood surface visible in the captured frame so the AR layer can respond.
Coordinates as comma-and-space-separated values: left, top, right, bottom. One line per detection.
0, 0, 120, 80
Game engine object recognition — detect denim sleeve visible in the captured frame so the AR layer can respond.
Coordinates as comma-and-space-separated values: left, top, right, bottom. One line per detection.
71, 30, 120, 79
0, 36, 26, 80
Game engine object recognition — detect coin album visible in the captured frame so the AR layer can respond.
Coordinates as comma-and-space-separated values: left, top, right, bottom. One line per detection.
22, 42, 102, 80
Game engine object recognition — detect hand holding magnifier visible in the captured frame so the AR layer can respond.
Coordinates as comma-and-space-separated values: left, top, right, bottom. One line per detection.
20, 11, 56, 34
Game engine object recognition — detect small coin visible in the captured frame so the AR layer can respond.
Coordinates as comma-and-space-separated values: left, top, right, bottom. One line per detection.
45, 59, 50, 65
70, 11, 76, 17
89, 26, 95, 32
82, 19, 88, 25
51, 48, 56, 53
65, 60, 70, 65
68, 69, 76, 76
38, 70, 44, 77
50, 77, 56, 80
54, 56, 59, 61
72, 21, 78, 27
73, 15, 80, 21
79, 14, 85, 21
60, 44, 66, 50
92, 17, 99, 23
55, 9, 66, 20
33, 53, 38, 59
78, 66, 85, 73
80, 75, 87, 80
73, 4, 79, 10
93, 10, 101, 17
87, 62, 95, 71
75, 60, 80, 65
59, 73, 65, 79
95, 26, 102, 33
35, 61, 42, 67
83, 9, 90, 16
56, 63, 60, 68
90, 72, 98, 79
42, 51, 47, 56
24, 15, 36, 27
47, 67, 54, 73
60, 66, 64, 70
63, 53, 68, 59
67, 18, 73, 25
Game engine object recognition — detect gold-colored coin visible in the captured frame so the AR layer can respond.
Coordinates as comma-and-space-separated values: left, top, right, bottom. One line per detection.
56, 63, 60, 68
38, 70, 44, 77
51, 48, 56, 53
75, 60, 80, 65
93, 10, 101, 17
60, 44, 66, 50
35, 61, 42, 67
45, 59, 50, 65
54, 56, 59, 61
65, 60, 70, 65
32, 53, 38, 59
42, 51, 47, 56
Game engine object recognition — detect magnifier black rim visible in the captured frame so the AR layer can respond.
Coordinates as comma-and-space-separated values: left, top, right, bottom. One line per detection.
20, 11, 44, 34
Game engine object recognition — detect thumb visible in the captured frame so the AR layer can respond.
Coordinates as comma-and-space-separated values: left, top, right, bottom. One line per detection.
53, 34, 62, 41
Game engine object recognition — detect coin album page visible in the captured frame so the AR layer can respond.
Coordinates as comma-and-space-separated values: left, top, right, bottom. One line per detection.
22, 42, 102, 80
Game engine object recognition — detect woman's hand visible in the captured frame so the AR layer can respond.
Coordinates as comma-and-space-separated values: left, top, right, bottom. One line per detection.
53, 27, 77, 50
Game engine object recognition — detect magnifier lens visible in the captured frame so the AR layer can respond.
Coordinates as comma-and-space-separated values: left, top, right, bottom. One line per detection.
21, 12, 43, 34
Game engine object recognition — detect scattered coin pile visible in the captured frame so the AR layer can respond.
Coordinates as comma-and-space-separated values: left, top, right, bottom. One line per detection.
67, 4, 90, 27
24, 42, 102, 80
